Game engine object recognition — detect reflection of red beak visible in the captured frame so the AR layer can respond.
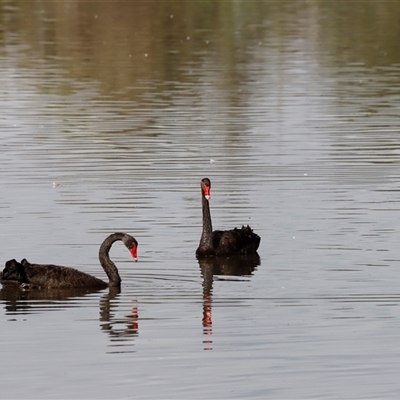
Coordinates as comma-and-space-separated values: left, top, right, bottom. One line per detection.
130, 246, 138, 262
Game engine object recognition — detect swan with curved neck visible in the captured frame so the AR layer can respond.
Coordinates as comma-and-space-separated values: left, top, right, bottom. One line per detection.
1, 232, 138, 289
196, 178, 260, 257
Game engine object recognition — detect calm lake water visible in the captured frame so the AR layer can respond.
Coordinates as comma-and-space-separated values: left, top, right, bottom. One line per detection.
1, 1, 400, 398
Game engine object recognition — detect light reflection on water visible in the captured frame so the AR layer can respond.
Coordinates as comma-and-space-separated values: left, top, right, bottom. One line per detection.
1, 0, 400, 398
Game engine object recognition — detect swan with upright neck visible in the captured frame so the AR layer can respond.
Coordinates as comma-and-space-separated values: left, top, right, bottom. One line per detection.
1, 232, 138, 289
196, 178, 260, 257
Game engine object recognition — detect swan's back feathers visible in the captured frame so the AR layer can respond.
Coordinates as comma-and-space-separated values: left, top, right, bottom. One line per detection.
1, 259, 108, 289
212, 225, 260, 256
21, 259, 108, 289
0, 259, 29, 285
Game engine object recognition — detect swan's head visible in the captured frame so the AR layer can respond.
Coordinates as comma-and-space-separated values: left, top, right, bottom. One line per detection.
116, 232, 138, 261
201, 178, 211, 200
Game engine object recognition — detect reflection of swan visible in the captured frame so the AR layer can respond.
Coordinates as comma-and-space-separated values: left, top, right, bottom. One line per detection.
99, 286, 139, 347
0, 284, 104, 315
199, 254, 261, 349
200, 253, 261, 297
1, 233, 138, 289
196, 178, 260, 257
0, 285, 139, 350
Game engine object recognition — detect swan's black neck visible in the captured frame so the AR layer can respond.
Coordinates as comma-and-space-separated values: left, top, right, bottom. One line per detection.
198, 194, 214, 254
99, 233, 126, 287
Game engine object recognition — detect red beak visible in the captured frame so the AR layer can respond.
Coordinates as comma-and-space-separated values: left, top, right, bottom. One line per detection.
130, 246, 138, 262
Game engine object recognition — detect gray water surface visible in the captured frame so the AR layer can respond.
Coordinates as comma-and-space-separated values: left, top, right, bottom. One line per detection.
1, 1, 400, 398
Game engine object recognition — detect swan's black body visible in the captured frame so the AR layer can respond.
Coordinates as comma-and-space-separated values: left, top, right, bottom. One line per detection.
1, 233, 138, 289
196, 178, 260, 257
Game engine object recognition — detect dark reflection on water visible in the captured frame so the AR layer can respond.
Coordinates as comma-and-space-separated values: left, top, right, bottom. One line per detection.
199, 254, 260, 350
99, 287, 139, 353
0, 285, 139, 352
0, 285, 101, 315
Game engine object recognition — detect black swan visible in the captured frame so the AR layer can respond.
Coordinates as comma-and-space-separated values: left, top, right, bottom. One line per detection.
1, 232, 138, 289
196, 178, 260, 257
